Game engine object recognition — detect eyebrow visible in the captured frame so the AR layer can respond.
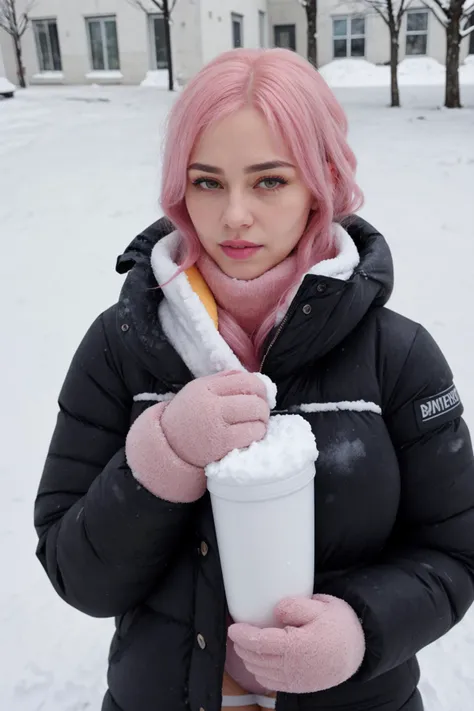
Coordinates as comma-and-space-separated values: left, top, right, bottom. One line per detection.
188, 160, 295, 174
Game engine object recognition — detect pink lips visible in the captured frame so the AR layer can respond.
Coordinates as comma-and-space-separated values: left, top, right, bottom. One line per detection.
219, 240, 263, 261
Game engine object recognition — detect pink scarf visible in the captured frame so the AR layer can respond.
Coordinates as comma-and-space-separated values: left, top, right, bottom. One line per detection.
197, 251, 299, 339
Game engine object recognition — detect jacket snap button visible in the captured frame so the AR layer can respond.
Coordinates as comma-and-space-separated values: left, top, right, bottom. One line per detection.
121, 323, 129, 332
302, 303, 312, 315
200, 541, 209, 556
317, 282, 327, 293
197, 633, 206, 649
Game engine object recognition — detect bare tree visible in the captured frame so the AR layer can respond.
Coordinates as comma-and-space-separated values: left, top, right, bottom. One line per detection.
421, 0, 474, 107
127, 0, 178, 91
0, 0, 35, 88
358, 1, 413, 107
298, 1, 318, 67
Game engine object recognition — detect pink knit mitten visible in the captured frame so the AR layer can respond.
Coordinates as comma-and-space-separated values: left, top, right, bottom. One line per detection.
229, 595, 365, 694
126, 401, 206, 503
161, 371, 269, 468
126, 371, 269, 504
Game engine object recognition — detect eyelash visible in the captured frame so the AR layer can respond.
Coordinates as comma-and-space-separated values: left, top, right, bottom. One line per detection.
191, 176, 289, 192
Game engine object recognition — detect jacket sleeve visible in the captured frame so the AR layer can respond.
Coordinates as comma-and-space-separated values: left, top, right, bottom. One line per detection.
319, 325, 474, 681
34, 307, 194, 618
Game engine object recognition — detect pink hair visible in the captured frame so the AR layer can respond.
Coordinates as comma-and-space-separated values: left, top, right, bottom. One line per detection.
160, 48, 363, 371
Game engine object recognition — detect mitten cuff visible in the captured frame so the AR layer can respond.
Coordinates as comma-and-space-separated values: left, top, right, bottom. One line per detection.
126, 403, 206, 503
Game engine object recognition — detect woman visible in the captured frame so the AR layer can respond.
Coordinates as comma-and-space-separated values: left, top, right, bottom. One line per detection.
34, 48, 474, 711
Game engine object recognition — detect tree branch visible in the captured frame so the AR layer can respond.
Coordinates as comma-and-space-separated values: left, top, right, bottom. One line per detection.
127, 0, 178, 13
17, 15, 27, 35
462, 0, 474, 14
396, 0, 407, 25
0, 1, 14, 22
460, 21, 474, 34
126, 0, 158, 12
149, 0, 165, 10
428, 0, 451, 11
0, 4, 15, 35
461, 2, 474, 22
0, 23, 15, 36
364, 0, 391, 26
419, 0, 450, 26
397, 0, 415, 27
460, 0, 474, 26
0, 0, 36, 34
346, 0, 415, 29
18, 2, 36, 38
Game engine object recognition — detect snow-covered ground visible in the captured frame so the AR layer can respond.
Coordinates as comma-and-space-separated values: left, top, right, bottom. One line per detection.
1, 82, 473, 710
320, 56, 474, 87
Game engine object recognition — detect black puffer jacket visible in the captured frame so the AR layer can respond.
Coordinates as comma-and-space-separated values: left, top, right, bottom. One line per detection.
35, 216, 474, 711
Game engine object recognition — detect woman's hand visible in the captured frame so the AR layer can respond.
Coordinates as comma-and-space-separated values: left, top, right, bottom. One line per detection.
229, 595, 365, 694
126, 371, 270, 503
161, 370, 270, 468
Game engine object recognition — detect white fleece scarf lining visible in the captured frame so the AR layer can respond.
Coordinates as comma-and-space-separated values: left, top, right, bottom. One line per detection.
151, 231, 243, 379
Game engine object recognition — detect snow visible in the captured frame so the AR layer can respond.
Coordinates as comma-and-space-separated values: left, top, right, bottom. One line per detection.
320, 56, 474, 87
421, 0, 474, 28
320, 59, 386, 87
255, 373, 278, 410
85, 70, 123, 81
206, 414, 317, 485
140, 70, 185, 90
0, 76, 15, 95
398, 57, 446, 83
133, 391, 176, 402
32, 72, 64, 82
298, 400, 382, 414
1, 82, 474, 710
141, 69, 170, 88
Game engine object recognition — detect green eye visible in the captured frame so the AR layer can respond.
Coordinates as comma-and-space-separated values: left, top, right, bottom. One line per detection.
193, 178, 221, 190
257, 177, 288, 190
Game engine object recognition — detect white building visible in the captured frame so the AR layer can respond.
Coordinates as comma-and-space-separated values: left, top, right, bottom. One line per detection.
270, 0, 473, 66
0, 0, 268, 86
0, 0, 472, 87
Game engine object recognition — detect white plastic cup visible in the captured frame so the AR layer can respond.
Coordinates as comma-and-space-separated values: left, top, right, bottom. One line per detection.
206, 414, 318, 628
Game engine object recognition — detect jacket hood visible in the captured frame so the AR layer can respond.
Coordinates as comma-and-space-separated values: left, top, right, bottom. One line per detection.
116, 215, 394, 386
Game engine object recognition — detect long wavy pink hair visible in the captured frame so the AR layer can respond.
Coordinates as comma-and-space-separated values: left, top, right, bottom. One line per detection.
160, 48, 363, 371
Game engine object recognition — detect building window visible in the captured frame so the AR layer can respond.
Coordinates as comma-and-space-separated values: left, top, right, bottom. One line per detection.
274, 24, 296, 51
149, 14, 168, 68
406, 11, 428, 55
469, 14, 474, 54
86, 16, 120, 71
332, 16, 365, 59
259, 11, 266, 48
232, 13, 244, 48
33, 19, 62, 72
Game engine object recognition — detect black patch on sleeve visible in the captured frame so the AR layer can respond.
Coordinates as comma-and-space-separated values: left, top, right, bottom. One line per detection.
414, 384, 463, 432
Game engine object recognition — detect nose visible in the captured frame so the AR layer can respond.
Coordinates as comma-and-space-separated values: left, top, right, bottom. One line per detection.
222, 191, 253, 230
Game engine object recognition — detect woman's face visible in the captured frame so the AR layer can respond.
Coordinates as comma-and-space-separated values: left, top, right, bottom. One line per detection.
185, 108, 315, 280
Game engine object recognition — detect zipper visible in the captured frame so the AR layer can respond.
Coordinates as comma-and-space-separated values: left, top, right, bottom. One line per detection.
259, 299, 300, 373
